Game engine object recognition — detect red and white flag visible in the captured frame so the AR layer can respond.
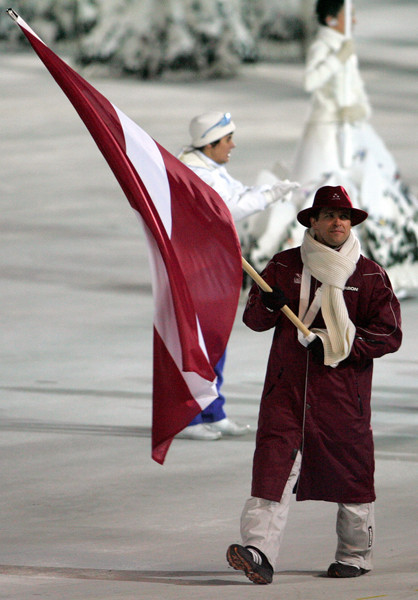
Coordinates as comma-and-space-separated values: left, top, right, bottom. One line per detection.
9, 10, 242, 464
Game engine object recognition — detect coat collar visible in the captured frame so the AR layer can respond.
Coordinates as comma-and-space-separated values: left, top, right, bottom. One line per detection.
178, 148, 220, 171
317, 25, 347, 50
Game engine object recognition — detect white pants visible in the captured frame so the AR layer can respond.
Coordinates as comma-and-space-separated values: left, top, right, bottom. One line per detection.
240, 451, 374, 571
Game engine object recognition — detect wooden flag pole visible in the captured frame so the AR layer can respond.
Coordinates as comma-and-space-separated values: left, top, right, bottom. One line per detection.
241, 257, 312, 338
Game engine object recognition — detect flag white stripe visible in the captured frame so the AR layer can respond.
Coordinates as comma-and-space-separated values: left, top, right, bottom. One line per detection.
117, 107, 217, 407
114, 107, 173, 237
15, 14, 44, 43
140, 218, 218, 410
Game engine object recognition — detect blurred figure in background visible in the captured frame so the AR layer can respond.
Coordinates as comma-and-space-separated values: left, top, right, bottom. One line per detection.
252, 0, 418, 294
177, 111, 299, 440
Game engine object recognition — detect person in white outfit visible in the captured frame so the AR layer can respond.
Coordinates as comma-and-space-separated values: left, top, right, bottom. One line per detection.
252, 0, 418, 293
177, 111, 299, 440
178, 111, 298, 222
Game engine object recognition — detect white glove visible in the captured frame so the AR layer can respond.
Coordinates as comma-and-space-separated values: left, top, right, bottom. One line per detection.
336, 39, 355, 63
263, 180, 300, 206
338, 104, 367, 123
298, 332, 318, 347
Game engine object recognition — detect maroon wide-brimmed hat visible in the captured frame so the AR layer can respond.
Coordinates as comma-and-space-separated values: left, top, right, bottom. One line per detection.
297, 185, 368, 227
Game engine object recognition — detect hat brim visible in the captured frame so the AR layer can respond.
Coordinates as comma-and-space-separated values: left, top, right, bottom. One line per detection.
297, 206, 368, 227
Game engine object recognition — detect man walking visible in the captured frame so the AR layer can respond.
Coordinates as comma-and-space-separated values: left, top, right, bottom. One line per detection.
226, 185, 402, 583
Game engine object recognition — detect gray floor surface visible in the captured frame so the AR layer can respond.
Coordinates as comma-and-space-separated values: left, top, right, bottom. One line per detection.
0, 1, 417, 598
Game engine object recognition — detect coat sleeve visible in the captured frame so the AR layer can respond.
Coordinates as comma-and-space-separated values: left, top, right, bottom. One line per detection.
224, 185, 269, 222
187, 164, 268, 223
243, 259, 283, 332
304, 38, 342, 93
349, 269, 402, 362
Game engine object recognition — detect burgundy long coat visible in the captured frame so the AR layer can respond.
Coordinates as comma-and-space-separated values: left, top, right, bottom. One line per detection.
243, 247, 402, 504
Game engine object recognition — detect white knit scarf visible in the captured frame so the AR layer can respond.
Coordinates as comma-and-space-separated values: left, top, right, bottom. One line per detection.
298, 229, 360, 366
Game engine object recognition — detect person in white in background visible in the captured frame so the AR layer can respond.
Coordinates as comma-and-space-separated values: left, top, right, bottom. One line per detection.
177, 111, 299, 440
252, 0, 418, 294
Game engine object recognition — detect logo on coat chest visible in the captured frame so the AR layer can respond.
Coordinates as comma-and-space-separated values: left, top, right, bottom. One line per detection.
293, 273, 358, 291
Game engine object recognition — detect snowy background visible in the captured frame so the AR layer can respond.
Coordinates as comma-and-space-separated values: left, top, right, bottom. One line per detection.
1, 0, 313, 78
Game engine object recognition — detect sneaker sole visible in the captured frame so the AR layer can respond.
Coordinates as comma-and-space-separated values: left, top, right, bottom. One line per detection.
226, 545, 272, 585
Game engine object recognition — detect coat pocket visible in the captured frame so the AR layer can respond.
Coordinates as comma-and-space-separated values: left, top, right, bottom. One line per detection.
263, 368, 284, 400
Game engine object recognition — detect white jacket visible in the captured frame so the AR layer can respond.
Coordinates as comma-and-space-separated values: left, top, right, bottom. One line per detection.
178, 148, 270, 222
304, 26, 371, 123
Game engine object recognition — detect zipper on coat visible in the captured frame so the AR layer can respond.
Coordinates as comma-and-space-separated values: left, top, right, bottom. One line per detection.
358, 394, 363, 416
295, 351, 310, 498
355, 377, 363, 416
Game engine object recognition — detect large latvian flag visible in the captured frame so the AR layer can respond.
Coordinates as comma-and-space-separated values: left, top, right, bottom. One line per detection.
8, 9, 242, 464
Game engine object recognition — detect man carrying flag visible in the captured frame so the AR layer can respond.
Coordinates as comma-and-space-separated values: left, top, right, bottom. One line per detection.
227, 185, 402, 583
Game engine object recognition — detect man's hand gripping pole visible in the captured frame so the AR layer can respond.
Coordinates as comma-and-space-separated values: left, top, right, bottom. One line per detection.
241, 257, 316, 343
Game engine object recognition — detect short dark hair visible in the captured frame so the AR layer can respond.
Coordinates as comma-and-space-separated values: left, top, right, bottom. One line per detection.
310, 208, 321, 222
315, 0, 344, 25
195, 139, 221, 151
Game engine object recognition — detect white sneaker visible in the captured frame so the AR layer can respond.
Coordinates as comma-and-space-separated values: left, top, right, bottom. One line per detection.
176, 424, 222, 441
207, 418, 251, 437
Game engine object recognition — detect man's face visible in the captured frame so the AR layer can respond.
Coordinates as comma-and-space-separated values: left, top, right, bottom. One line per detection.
203, 133, 236, 164
310, 207, 352, 247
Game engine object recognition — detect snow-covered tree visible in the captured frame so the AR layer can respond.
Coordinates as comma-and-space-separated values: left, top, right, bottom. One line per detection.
1, 0, 311, 78
76, 0, 248, 78
0, 0, 97, 43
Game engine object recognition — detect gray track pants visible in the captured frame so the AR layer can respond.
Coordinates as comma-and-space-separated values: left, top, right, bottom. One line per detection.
240, 451, 375, 571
